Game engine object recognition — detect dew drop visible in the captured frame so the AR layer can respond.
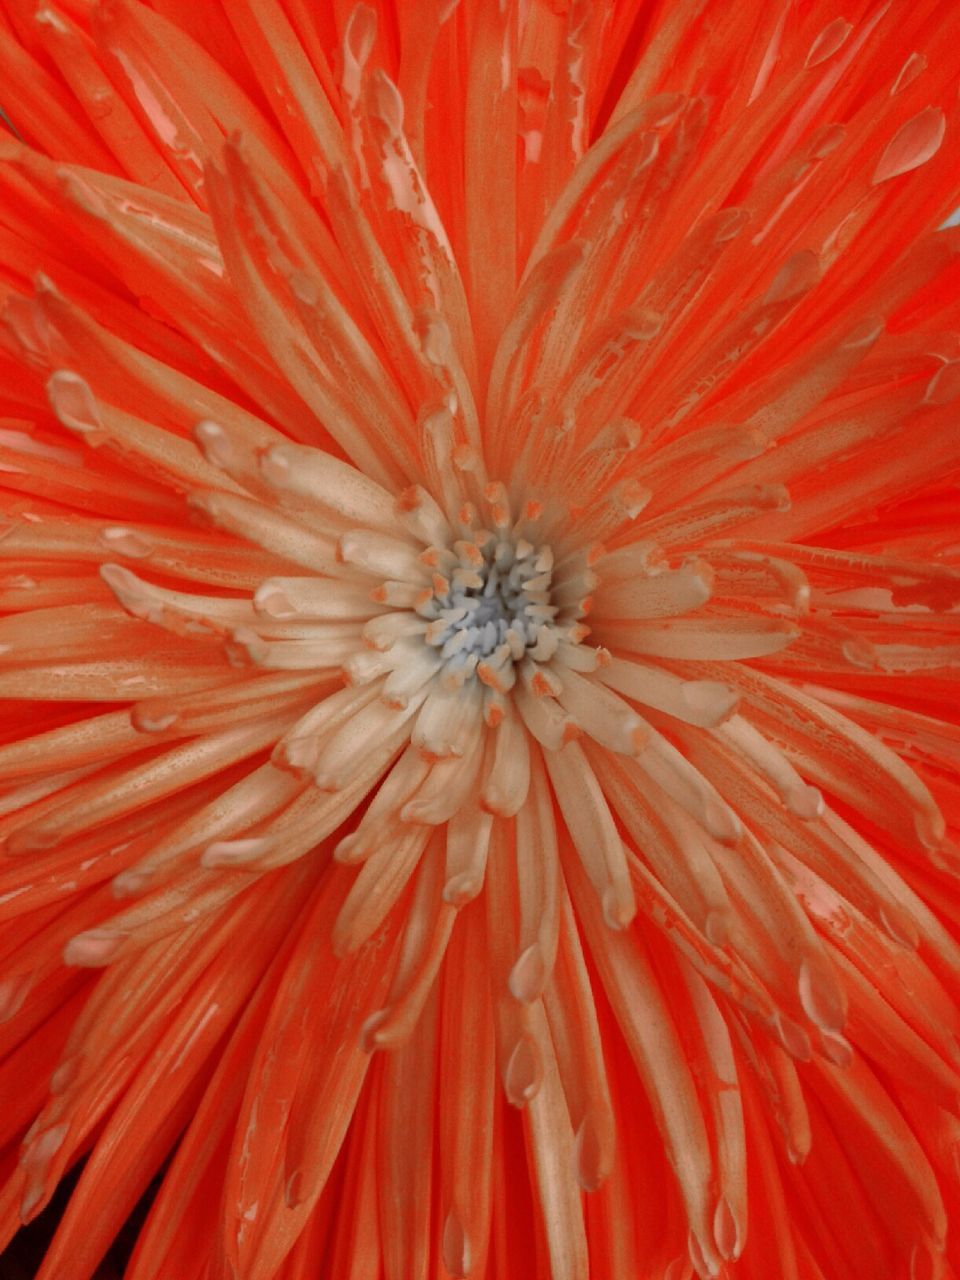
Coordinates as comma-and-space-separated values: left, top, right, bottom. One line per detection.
805, 18, 852, 68
504, 1031, 542, 1107
0, 972, 33, 1022
763, 250, 821, 305
63, 929, 125, 967
46, 370, 103, 436
873, 108, 946, 184
359, 1008, 389, 1053
713, 1194, 742, 1261
49, 1055, 80, 1095
775, 1013, 813, 1061
508, 943, 547, 1004
818, 1029, 854, 1067
442, 1209, 472, 1278
574, 1110, 612, 1192
687, 1226, 721, 1279
891, 52, 926, 97
797, 956, 846, 1033
100, 526, 155, 559
284, 1168, 303, 1208
923, 361, 960, 407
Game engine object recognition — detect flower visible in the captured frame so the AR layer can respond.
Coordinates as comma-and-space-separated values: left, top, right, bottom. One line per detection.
0, 0, 959, 1276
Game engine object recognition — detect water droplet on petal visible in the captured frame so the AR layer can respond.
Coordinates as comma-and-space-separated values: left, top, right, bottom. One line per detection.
805, 18, 852, 68
112, 867, 155, 898
46, 370, 103, 436
818, 1029, 854, 1067
873, 107, 945, 184
785, 784, 823, 820
0, 972, 33, 1022
504, 1031, 542, 1107
713, 1194, 742, 1260
704, 909, 729, 947
63, 929, 125, 967
601, 879, 636, 931
194, 419, 234, 469
878, 903, 919, 950
924, 361, 960, 407
284, 1168, 303, 1208
359, 1008, 389, 1053
807, 122, 846, 159
49, 1055, 80, 1095
891, 52, 926, 97
508, 943, 547, 1003
687, 1227, 721, 1279
442, 1209, 472, 1278
763, 250, 821, 304
775, 1013, 813, 1061
253, 582, 297, 618
442, 871, 482, 906
574, 1109, 613, 1191
100, 526, 155, 559
798, 956, 846, 1033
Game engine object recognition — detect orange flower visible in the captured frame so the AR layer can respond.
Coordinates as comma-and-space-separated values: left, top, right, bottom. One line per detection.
1, 1, 959, 1277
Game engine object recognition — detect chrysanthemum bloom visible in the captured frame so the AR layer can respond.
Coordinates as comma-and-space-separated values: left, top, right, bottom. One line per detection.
0, 1, 959, 1277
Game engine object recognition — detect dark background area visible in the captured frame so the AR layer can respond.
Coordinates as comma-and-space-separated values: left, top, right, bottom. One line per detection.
0, 1164, 164, 1279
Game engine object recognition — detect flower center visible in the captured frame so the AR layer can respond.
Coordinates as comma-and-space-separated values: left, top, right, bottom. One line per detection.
419, 534, 558, 667
324, 478, 600, 738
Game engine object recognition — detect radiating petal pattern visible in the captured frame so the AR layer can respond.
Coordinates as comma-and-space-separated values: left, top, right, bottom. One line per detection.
0, 2, 959, 1278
